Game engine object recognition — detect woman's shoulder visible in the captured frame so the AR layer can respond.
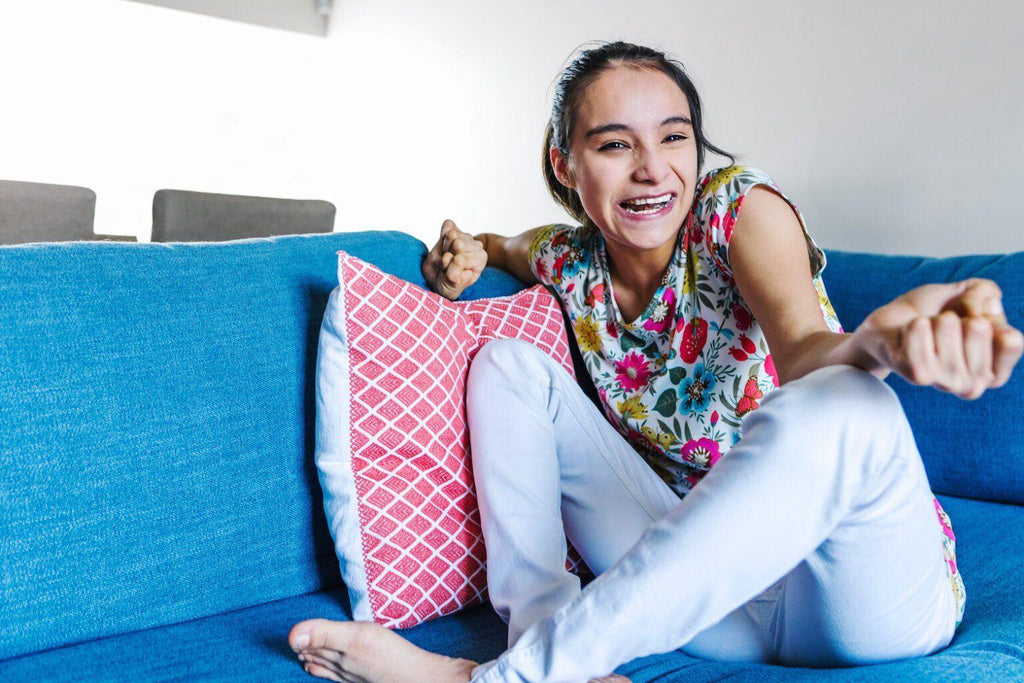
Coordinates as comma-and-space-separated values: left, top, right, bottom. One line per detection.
529, 223, 598, 258
528, 223, 599, 287
696, 165, 778, 204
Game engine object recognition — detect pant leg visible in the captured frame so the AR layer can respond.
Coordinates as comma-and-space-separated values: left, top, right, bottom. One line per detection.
472, 362, 957, 683
466, 338, 770, 663
766, 392, 956, 666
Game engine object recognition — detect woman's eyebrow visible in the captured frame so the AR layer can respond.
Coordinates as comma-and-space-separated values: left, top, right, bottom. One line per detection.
584, 116, 693, 138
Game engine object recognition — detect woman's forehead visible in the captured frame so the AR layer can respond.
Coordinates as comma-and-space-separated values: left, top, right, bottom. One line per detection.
576, 66, 691, 129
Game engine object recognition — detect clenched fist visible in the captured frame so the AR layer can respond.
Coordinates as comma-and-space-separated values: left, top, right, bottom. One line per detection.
854, 278, 1024, 400
422, 219, 488, 300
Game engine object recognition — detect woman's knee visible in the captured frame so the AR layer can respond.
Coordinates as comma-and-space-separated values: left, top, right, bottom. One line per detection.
750, 364, 914, 474
776, 364, 905, 430
469, 338, 556, 390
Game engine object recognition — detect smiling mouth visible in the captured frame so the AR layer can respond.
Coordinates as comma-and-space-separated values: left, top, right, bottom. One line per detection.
619, 193, 674, 215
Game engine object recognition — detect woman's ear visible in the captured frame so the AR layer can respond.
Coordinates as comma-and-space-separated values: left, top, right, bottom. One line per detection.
549, 147, 575, 189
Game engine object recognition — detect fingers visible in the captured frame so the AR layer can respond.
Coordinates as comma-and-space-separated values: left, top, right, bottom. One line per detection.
992, 322, 1024, 388
948, 278, 1005, 324
440, 218, 457, 253
427, 219, 487, 299
932, 311, 969, 395
961, 316, 994, 397
441, 245, 487, 289
900, 316, 939, 386
899, 310, 1020, 400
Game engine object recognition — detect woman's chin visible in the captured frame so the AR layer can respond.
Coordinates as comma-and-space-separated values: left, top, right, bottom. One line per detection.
602, 216, 683, 253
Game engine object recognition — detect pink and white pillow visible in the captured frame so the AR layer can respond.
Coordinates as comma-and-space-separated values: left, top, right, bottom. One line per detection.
315, 251, 583, 629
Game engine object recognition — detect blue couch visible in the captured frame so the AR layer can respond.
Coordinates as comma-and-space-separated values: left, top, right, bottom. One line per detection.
2, 231, 1022, 682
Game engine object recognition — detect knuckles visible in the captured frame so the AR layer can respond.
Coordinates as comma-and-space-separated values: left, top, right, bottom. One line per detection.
1002, 328, 1024, 351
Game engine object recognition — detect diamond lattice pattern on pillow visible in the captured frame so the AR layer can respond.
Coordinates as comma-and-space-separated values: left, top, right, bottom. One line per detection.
325, 252, 580, 629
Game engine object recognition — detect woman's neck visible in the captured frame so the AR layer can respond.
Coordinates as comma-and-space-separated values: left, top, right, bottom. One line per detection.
605, 234, 677, 324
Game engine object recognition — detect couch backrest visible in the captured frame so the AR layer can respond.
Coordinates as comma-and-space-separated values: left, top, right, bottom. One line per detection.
0, 231, 427, 660
2, 233, 1020, 660
822, 249, 1024, 505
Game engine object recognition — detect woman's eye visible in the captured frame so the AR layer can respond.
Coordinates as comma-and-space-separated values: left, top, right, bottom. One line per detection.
664, 134, 689, 143
598, 141, 628, 151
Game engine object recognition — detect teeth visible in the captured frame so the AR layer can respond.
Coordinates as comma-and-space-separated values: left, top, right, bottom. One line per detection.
621, 193, 673, 214
625, 204, 665, 214
623, 193, 673, 207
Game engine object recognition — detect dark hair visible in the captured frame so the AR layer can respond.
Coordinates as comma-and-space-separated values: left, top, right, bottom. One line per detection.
543, 41, 735, 227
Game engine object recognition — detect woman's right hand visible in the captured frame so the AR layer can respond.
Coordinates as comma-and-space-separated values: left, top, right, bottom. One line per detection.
422, 219, 488, 300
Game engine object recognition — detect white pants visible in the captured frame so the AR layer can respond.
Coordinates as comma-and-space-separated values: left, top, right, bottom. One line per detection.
466, 339, 957, 683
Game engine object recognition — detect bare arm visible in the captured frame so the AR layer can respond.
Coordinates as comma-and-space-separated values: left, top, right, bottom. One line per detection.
474, 229, 542, 286
729, 186, 886, 386
729, 187, 1023, 398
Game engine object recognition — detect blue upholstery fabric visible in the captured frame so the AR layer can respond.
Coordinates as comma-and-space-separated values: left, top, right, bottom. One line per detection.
461, 265, 529, 300
0, 232, 426, 659
822, 250, 1024, 504
2, 232, 1022, 681
2, 495, 1021, 682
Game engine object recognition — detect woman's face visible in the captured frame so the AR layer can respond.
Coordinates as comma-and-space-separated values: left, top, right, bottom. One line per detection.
553, 66, 699, 257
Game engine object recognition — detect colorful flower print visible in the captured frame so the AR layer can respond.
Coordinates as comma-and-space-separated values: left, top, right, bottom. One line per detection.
739, 334, 757, 354
618, 395, 649, 420
728, 347, 749, 362
585, 283, 605, 308
765, 354, 780, 387
625, 428, 663, 459
615, 351, 651, 392
732, 302, 752, 331
736, 377, 764, 417
934, 498, 955, 542
679, 317, 709, 363
534, 258, 548, 281
553, 247, 586, 284
681, 437, 722, 469
686, 212, 703, 245
642, 426, 677, 451
702, 164, 744, 196
643, 287, 676, 333
722, 195, 745, 242
680, 363, 717, 414
574, 314, 602, 353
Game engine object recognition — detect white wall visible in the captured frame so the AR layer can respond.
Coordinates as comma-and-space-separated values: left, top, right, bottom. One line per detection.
1, 0, 1020, 255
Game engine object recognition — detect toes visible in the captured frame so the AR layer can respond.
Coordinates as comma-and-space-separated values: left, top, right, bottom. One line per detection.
290, 618, 349, 653
307, 647, 345, 667
303, 660, 345, 682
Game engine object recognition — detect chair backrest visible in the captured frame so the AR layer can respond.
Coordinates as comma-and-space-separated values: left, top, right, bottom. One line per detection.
152, 189, 336, 242
0, 179, 97, 244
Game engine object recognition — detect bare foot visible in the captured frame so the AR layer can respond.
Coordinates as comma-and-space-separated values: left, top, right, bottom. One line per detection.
289, 619, 478, 683
589, 676, 632, 683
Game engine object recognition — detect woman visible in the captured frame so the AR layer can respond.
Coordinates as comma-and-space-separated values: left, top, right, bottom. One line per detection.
289, 41, 1022, 683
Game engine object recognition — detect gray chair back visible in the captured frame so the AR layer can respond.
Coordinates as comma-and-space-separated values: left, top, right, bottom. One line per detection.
152, 190, 336, 242
0, 179, 98, 244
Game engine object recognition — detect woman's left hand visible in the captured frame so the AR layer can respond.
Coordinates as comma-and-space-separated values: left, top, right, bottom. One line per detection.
853, 278, 1024, 399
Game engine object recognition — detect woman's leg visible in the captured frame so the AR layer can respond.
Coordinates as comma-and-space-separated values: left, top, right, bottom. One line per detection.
466, 339, 771, 666
287, 338, 768, 683
471, 361, 957, 682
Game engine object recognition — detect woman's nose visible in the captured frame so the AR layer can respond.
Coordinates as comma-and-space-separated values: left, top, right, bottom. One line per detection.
632, 145, 670, 183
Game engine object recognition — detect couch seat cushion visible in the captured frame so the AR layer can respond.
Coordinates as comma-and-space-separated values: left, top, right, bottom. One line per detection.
3, 496, 1021, 681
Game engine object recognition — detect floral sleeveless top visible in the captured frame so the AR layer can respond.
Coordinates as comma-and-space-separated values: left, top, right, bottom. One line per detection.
528, 165, 965, 628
